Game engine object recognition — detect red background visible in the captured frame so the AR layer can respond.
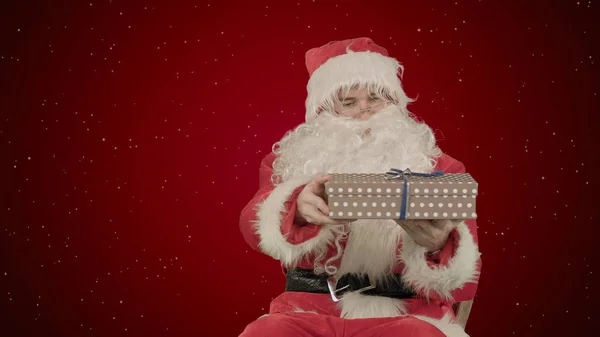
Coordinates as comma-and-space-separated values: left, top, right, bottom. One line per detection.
2, 0, 599, 336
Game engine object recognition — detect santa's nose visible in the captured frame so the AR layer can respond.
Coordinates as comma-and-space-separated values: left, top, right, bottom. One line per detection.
359, 100, 371, 111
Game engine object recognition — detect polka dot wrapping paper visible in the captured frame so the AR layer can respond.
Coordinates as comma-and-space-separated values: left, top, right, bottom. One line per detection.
324, 172, 479, 220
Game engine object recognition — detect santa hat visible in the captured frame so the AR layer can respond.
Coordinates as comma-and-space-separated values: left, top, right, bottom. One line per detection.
304, 37, 413, 122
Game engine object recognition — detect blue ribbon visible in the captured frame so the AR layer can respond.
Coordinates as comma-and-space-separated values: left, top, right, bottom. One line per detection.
384, 168, 445, 220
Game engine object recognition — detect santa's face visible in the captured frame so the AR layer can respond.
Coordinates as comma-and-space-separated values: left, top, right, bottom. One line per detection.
333, 88, 390, 120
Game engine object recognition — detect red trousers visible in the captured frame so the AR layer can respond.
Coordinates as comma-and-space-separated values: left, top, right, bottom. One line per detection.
239, 312, 447, 337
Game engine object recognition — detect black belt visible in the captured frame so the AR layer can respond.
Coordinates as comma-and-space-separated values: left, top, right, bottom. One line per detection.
285, 268, 416, 302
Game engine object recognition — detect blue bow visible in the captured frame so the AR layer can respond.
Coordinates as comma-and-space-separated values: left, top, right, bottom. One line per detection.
384, 168, 444, 220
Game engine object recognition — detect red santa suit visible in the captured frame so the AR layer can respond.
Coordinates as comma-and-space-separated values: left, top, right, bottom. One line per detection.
238, 38, 482, 337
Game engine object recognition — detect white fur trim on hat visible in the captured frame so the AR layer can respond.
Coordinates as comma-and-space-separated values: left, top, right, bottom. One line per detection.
399, 221, 481, 301
254, 177, 338, 267
305, 50, 411, 122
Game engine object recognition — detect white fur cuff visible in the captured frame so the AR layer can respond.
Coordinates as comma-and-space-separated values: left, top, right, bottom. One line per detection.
399, 222, 481, 301
254, 177, 337, 267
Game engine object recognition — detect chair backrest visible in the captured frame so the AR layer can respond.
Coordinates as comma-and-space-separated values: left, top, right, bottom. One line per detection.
454, 300, 474, 329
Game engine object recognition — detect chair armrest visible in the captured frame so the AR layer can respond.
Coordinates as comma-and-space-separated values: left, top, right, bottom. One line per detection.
454, 299, 474, 329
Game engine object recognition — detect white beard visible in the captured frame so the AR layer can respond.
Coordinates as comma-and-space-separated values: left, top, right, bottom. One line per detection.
271, 105, 442, 281
272, 105, 440, 183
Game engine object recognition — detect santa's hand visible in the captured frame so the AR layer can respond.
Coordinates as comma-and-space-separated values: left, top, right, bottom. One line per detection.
295, 174, 341, 226
395, 219, 457, 252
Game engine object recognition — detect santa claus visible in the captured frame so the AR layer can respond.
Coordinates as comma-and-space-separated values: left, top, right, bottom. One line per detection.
238, 38, 482, 337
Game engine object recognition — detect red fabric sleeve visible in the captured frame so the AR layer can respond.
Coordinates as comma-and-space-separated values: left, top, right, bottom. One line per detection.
425, 154, 482, 302
239, 152, 322, 252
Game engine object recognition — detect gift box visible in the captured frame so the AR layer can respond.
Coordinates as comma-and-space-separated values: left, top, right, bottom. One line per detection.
324, 169, 479, 220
